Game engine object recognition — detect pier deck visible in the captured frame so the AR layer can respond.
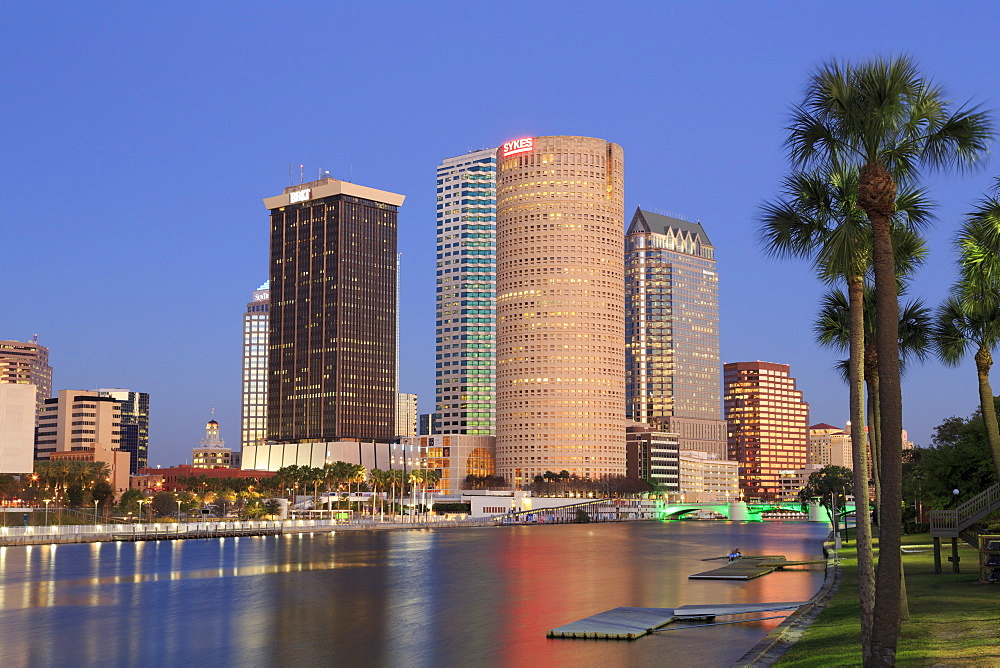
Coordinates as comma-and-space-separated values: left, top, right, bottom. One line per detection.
547, 602, 808, 640
689, 555, 824, 580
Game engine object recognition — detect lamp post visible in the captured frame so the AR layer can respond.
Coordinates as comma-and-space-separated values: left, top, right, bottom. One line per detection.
176, 497, 182, 520
138, 498, 147, 523
44, 498, 51, 525
94, 499, 99, 525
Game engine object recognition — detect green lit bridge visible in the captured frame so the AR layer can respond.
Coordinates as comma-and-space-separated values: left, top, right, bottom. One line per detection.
657, 500, 856, 523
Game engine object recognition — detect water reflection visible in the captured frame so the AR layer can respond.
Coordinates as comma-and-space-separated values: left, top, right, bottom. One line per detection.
0, 522, 828, 666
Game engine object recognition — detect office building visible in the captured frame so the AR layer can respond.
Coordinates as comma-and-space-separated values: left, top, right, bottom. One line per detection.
35, 390, 131, 494
724, 361, 809, 501
263, 177, 405, 443
435, 149, 497, 435
94, 388, 149, 474
419, 412, 439, 436
396, 392, 418, 438
495, 135, 626, 488
808, 423, 852, 468
0, 383, 35, 473
241, 281, 270, 450
678, 450, 740, 503
626, 424, 679, 493
402, 434, 497, 495
1, 337, 52, 422
625, 209, 727, 457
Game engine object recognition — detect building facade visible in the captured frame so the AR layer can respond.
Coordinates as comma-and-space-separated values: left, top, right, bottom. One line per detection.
241, 281, 270, 450
263, 177, 405, 443
395, 392, 418, 438
624, 209, 727, 458
0, 337, 52, 422
724, 361, 809, 501
808, 423, 852, 469
94, 388, 149, 474
0, 383, 36, 473
402, 434, 497, 495
678, 450, 740, 503
35, 390, 131, 494
495, 135, 626, 488
192, 418, 235, 468
626, 424, 680, 493
435, 149, 497, 435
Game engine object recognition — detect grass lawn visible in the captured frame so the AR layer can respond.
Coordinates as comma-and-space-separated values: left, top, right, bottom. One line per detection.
777, 531, 1000, 667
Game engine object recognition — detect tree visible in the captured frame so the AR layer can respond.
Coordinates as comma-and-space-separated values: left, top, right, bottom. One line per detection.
798, 465, 855, 532
934, 180, 1000, 480
761, 167, 930, 651
91, 480, 115, 509
263, 498, 283, 518
786, 56, 994, 665
150, 491, 177, 518
118, 488, 145, 515
66, 484, 85, 507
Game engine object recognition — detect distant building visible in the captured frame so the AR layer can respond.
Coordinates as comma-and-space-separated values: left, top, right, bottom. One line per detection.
626, 424, 680, 494
0, 337, 52, 423
37, 390, 131, 495
419, 412, 439, 435
435, 149, 497, 436
0, 383, 36, 473
402, 435, 497, 495
396, 392, 418, 438
132, 465, 275, 494
808, 423, 852, 469
263, 177, 405, 443
241, 281, 270, 451
778, 463, 825, 502
625, 209, 727, 458
724, 361, 809, 501
192, 418, 236, 468
678, 450, 740, 503
94, 388, 149, 474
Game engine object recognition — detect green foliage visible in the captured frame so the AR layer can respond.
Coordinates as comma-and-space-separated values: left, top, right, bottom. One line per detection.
263, 498, 282, 517
150, 491, 178, 517
91, 480, 115, 507
65, 484, 85, 507
432, 502, 471, 514
118, 488, 145, 514
798, 465, 854, 530
906, 399, 998, 508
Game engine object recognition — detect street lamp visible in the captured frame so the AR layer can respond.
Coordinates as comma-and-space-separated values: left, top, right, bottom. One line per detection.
175, 495, 182, 520
94, 499, 99, 525
138, 498, 148, 523
44, 498, 51, 525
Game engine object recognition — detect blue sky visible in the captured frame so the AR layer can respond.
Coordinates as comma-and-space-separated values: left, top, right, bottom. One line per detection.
3, 1, 999, 466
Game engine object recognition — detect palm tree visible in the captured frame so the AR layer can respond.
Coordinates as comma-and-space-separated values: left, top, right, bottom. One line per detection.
761, 167, 931, 647
787, 56, 994, 665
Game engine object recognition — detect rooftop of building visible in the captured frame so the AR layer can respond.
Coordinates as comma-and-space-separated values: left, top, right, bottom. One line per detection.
628, 208, 713, 246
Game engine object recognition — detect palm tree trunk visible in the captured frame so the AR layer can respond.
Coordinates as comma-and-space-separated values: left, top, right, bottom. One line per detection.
861, 161, 905, 666
848, 274, 876, 660
975, 345, 1000, 480
867, 370, 882, 521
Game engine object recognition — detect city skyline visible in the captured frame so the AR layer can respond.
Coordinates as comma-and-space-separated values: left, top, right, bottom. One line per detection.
4, 3, 999, 466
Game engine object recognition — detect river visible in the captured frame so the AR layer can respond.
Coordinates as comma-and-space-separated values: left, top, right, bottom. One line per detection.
0, 520, 829, 667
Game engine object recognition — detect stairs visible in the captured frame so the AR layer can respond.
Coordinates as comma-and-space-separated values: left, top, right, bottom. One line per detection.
930, 482, 1000, 546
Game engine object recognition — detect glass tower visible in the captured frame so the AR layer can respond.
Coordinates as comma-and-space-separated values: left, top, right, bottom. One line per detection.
263, 178, 404, 443
241, 281, 269, 450
625, 208, 726, 457
94, 388, 149, 474
435, 149, 497, 435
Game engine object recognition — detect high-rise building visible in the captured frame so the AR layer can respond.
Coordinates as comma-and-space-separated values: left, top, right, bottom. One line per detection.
495, 135, 626, 488
0, 383, 35, 473
241, 281, 270, 450
94, 388, 149, 474
808, 422, 852, 468
625, 209, 727, 458
626, 424, 680, 493
435, 149, 497, 435
1, 337, 52, 422
35, 390, 131, 493
396, 392, 418, 438
724, 361, 809, 501
418, 412, 439, 435
263, 177, 405, 443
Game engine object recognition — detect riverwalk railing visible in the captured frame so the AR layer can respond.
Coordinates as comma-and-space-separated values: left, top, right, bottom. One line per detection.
930, 482, 1000, 541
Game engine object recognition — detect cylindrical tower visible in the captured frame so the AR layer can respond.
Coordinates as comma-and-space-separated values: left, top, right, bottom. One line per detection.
495, 135, 626, 489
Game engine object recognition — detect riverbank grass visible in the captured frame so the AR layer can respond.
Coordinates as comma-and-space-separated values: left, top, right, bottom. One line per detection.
777, 532, 1000, 666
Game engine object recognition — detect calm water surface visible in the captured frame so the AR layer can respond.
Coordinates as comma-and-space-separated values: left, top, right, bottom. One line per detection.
0, 521, 828, 667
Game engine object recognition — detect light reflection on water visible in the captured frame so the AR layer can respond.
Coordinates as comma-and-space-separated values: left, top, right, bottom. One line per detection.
0, 522, 828, 667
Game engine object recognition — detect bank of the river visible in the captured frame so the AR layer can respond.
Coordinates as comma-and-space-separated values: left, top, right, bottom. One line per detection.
775, 532, 1000, 666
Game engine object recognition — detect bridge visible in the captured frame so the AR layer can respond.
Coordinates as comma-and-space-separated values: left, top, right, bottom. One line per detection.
657, 500, 855, 523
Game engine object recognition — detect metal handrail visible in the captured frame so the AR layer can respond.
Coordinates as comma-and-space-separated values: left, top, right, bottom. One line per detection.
930, 482, 1000, 536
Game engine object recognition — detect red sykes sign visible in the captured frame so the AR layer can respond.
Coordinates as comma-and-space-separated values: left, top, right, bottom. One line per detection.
501, 137, 534, 157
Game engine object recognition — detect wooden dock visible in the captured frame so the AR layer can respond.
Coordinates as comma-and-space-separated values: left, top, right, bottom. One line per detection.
547, 602, 808, 640
112, 524, 283, 542
689, 555, 824, 580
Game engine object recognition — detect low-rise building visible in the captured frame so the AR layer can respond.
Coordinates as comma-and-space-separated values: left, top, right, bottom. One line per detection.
678, 450, 739, 503
808, 423, 852, 468
400, 435, 495, 495
626, 424, 680, 493
777, 463, 825, 502
131, 465, 276, 493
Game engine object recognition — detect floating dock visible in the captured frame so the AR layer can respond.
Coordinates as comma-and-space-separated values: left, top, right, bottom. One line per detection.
547, 602, 808, 640
689, 555, 824, 580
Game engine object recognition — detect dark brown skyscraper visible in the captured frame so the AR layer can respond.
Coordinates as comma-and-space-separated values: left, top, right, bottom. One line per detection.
263, 178, 405, 443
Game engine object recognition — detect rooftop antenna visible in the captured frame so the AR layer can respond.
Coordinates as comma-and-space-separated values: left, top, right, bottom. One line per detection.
32, 333, 38, 343
289, 163, 293, 186
299, 164, 304, 184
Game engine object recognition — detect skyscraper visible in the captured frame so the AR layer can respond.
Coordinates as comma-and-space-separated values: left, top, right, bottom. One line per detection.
94, 388, 149, 474
495, 135, 626, 488
395, 392, 418, 438
435, 149, 497, 435
1, 337, 52, 422
724, 361, 809, 501
625, 208, 726, 457
241, 281, 270, 450
263, 177, 405, 443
